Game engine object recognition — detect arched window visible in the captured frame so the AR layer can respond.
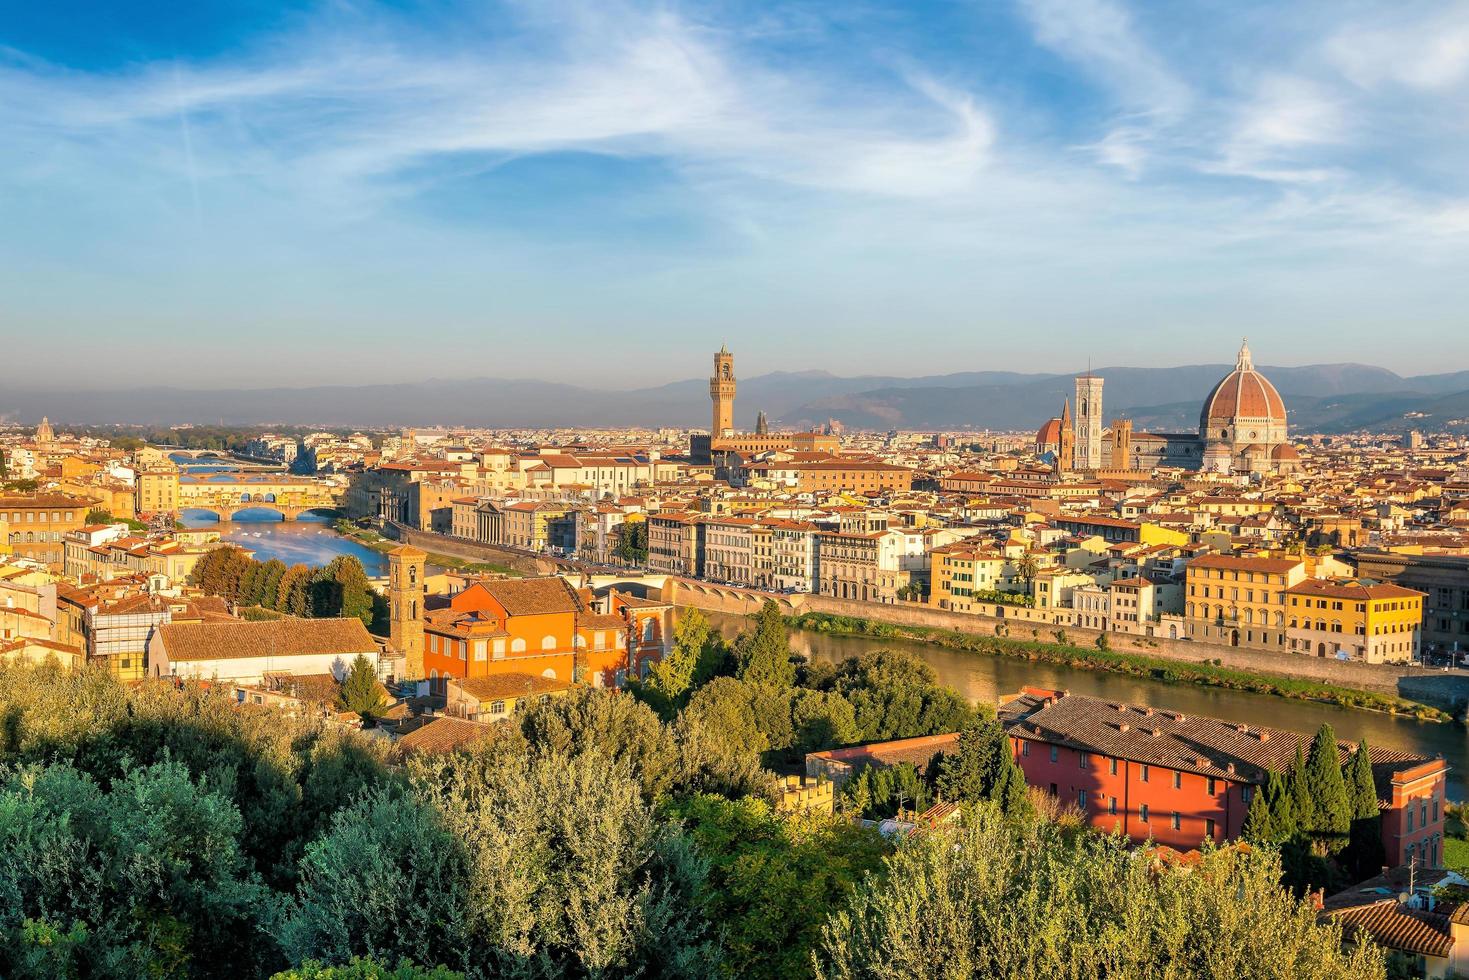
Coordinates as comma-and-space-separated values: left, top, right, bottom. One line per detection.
541, 635, 557, 650
409, 565, 417, 586
542, 668, 557, 680
511, 638, 527, 653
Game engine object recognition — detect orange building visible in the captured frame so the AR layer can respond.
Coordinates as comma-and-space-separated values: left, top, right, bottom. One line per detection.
421, 577, 667, 690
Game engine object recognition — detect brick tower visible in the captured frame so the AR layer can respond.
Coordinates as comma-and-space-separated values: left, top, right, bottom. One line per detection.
388, 544, 426, 680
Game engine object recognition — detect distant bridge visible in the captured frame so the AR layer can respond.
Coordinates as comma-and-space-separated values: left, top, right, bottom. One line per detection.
176, 474, 345, 522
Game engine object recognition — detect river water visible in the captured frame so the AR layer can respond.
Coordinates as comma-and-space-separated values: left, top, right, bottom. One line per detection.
697, 609, 1469, 799
178, 509, 389, 577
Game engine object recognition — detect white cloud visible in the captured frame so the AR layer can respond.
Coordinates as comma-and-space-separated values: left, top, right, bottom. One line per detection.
0, 4, 995, 210
1326, 5, 1469, 91
1017, 0, 1189, 117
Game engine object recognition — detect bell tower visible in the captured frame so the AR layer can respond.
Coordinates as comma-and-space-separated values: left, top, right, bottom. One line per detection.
387, 544, 426, 680
710, 346, 736, 437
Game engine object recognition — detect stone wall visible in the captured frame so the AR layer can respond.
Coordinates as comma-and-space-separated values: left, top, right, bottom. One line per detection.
381, 523, 555, 577
665, 578, 1468, 707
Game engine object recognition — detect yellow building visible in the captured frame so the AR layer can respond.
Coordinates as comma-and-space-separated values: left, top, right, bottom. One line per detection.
0, 493, 92, 565
1285, 579, 1424, 665
1185, 554, 1306, 650
137, 468, 180, 515
930, 545, 1012, 613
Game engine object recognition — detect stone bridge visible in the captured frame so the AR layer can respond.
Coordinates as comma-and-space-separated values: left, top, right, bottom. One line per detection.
177, 476, 345, 522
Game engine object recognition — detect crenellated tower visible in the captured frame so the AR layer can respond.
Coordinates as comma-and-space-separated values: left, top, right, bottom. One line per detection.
710, 346, 736, 437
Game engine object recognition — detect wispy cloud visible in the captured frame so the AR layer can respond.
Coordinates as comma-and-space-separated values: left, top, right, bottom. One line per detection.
2, 0, 1469, 384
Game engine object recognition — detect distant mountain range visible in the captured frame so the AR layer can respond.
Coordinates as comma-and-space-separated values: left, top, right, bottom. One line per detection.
7, 363, 1469, 433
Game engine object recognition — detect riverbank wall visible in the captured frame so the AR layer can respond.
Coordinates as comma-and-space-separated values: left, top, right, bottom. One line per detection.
665, 578, 1469, 710
379, 523, 555, 577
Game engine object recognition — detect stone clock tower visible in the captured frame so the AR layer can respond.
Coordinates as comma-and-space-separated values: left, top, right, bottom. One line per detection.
387, 544, 426, 680
710, 346, 736, 437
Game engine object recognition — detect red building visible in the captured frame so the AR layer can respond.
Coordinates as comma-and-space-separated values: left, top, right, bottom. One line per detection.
999, 689, 1448, 867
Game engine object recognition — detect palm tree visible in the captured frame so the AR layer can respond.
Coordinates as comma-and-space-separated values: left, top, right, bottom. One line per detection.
1015, 552, 1041, 594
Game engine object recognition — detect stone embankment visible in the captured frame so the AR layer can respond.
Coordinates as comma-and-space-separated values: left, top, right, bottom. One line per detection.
666, 579, 1469, 712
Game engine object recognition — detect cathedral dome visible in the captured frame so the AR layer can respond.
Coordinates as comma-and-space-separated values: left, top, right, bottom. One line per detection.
1036, 417, 1062, 447
1199, 341, 1287, 437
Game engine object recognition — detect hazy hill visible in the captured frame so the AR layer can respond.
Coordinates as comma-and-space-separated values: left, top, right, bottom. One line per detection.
3, 362, 1467, 432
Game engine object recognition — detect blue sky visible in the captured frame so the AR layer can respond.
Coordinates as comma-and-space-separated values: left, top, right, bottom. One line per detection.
4, 0, 1469, 387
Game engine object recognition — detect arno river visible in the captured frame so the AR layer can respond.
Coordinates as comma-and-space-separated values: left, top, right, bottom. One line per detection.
178, 509, 389, 577
700, 609, 1469, 799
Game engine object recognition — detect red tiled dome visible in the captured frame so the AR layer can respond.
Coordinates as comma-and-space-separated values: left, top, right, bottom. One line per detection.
1200, 341, 1287, 428
1036, 417, 1062, 446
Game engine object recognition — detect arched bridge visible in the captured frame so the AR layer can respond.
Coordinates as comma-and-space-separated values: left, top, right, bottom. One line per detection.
176, 475, 345, 522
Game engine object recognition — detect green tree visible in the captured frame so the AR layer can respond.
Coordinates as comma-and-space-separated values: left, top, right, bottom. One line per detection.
789, 688, 860, 756
319, 557, 373, 627
1345, 739, 1386, 879
734, 600, 796, 689
1304, 724, 1351, 844
827, 650, 982, 743
1015, 552, 1041, 593
615, 520, 649, 566
276, 791, 471, 975
672, 683, 775, 800
270, 960, 463, 980
1287, 747, 1314, 838
520, 687, 680, 802
337, 655, 387, 722
1242, 781, 1278, 845
278, 564, 315, 617
258, 558, 288, 609
638, 609, 724, 718
933, 722, 1030, 817
405, 749, 719, 978
240, 561, 266, 608
819, 804, 1385, 980
0, 759, 269, 979
666, 794, 888, 980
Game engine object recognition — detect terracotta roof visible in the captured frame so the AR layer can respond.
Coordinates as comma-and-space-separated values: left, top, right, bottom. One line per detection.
156, 617, 376, 662
998, 691, 1435, 788
807, 733, 961, 772
1200, 349, 1288, 426
388, 544, 427, 557
1286, 579, 1424, 601
1328, 902, 1453, 959
1188, 554, 1303, 574
393, 716, 499, 756
477, 577, 583, 616
453, 673, 569, 700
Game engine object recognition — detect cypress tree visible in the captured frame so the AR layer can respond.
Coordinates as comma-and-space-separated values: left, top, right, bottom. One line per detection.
1346, 739, 1386, 878
1266, 768, 1297, 840
338, 653, 387, 721
1287, 748, 1313, 840
734, 600, 796, 689
258, 558, 287, 609
1304, 725, 1351, 843
1243, 781, 1275, 844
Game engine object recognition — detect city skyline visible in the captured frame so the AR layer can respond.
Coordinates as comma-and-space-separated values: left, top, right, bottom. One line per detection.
5, 0, 1469, 384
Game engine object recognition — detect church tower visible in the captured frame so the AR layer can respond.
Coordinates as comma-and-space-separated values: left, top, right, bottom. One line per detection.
1074, 373, 1104, 470
387, 544, 426, 680
1056, 399, 1075, 474
1110, 419, 1133, 470
710, 346, 736, 437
